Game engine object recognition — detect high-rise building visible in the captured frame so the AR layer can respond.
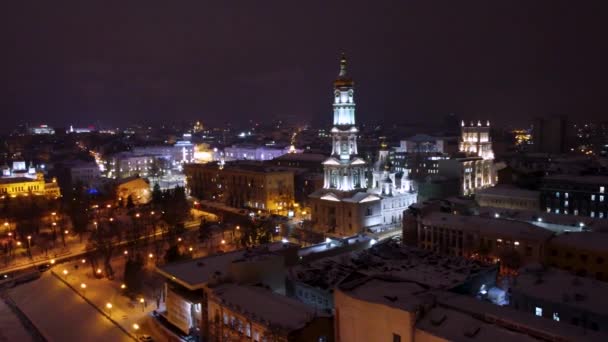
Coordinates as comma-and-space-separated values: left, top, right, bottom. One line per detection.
532, 116, 572, 154
309, 55, 416, 236
460, 120, 494, 160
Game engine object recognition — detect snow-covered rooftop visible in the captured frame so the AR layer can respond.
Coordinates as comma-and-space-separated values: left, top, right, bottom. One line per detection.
339, 276, 428, 312
513, 266, 608, 316
422, 212, 554, 242
290, 240, 493, 291
210, 284, 323, 332
544, 174, 608, 186
436, 291, 608, 341
475, 185, 540, 200
549, 232, 608, 254
416, 306, 538, 341
157, 242, 297, 290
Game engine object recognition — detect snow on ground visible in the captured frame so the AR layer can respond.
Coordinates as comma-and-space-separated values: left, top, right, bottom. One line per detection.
0, 299, 33, 342
7, 273, 132, 342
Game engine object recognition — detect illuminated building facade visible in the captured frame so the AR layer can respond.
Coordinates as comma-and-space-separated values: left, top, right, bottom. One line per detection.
0, 172, 60, 199
310, 55, 416, 236
184, 162, 294, 212
460, 120, 494, 160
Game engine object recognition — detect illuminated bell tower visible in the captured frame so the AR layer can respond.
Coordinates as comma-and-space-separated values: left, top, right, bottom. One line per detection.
323, 54, 367, 191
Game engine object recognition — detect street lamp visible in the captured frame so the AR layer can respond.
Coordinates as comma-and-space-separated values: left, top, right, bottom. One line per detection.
26, 235, 32, 259
132, 323, 140, 338
106, 303, 113, 317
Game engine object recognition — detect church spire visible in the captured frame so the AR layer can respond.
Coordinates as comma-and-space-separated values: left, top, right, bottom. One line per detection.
339, 53, 347, 77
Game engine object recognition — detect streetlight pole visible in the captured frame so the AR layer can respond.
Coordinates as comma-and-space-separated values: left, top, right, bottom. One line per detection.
26, 235, 32, 259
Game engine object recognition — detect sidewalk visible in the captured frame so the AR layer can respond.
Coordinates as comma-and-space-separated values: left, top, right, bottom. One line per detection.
1, 235, 90, 274
53, 255, 173, 341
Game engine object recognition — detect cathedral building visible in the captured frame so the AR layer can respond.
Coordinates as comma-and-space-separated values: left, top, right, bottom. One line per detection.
309, 55, 417, 236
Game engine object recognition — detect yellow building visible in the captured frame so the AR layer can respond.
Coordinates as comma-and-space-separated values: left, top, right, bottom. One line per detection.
0, 173, 61, 199
116, 177, 151, 205
547, 232, 608, 281
184, 162, 294, 213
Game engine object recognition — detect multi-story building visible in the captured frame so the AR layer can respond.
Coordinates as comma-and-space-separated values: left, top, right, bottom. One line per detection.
309, 55, 416, 236
184, 161, 294, 212
403, 205, 554, 268
437, 155, 495, 196
532, 116, 572, 154
0, 163, 61, 199
540, 175, 608, 219
221, 144, 297, 162
288, 239, 497, 312
475, 185, 540, 211
546, 232, 608, 280
208, 284, 333, 342
103, 152, 156, 179
511, 265, 608, 333
335, 275, 608, 342
155, 242, 299, 339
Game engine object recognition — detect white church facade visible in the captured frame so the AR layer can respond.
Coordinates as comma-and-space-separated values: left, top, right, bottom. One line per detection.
309, 55, 417, 237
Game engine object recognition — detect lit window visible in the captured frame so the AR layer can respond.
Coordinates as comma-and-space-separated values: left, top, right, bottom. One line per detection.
535, 307, 543, 317
553, 312, 560, 321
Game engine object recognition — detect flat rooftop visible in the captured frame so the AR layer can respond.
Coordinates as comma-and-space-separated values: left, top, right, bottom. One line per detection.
475, 185, 540, 200
436, 291, 608, 342
290, 239, 493, 291
416, 306, 538, 342
549, 232, 608, 254
513, 266, 608, 316
543, 174, 608, 186
210, 284, 322, 332
339, 276, 428, 312
477, 206, 608, 231
421, 212, 554, 242
156, 242, 297, 290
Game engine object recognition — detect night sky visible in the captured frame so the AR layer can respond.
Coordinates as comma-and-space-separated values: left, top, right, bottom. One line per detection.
1, 1, 606, 130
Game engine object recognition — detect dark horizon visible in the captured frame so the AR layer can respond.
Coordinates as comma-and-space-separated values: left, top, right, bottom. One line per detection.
1, 1, 607, 131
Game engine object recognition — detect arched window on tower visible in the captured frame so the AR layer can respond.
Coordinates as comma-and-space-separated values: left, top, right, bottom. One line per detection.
330, 170, 338, 188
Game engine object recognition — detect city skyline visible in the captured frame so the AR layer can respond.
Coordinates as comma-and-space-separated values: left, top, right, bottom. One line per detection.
1, 1, 607, 131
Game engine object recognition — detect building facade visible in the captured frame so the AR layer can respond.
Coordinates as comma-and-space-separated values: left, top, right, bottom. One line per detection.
185, 162, 294, 212
540, 175, 608, 219
475, 185, 540, 211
